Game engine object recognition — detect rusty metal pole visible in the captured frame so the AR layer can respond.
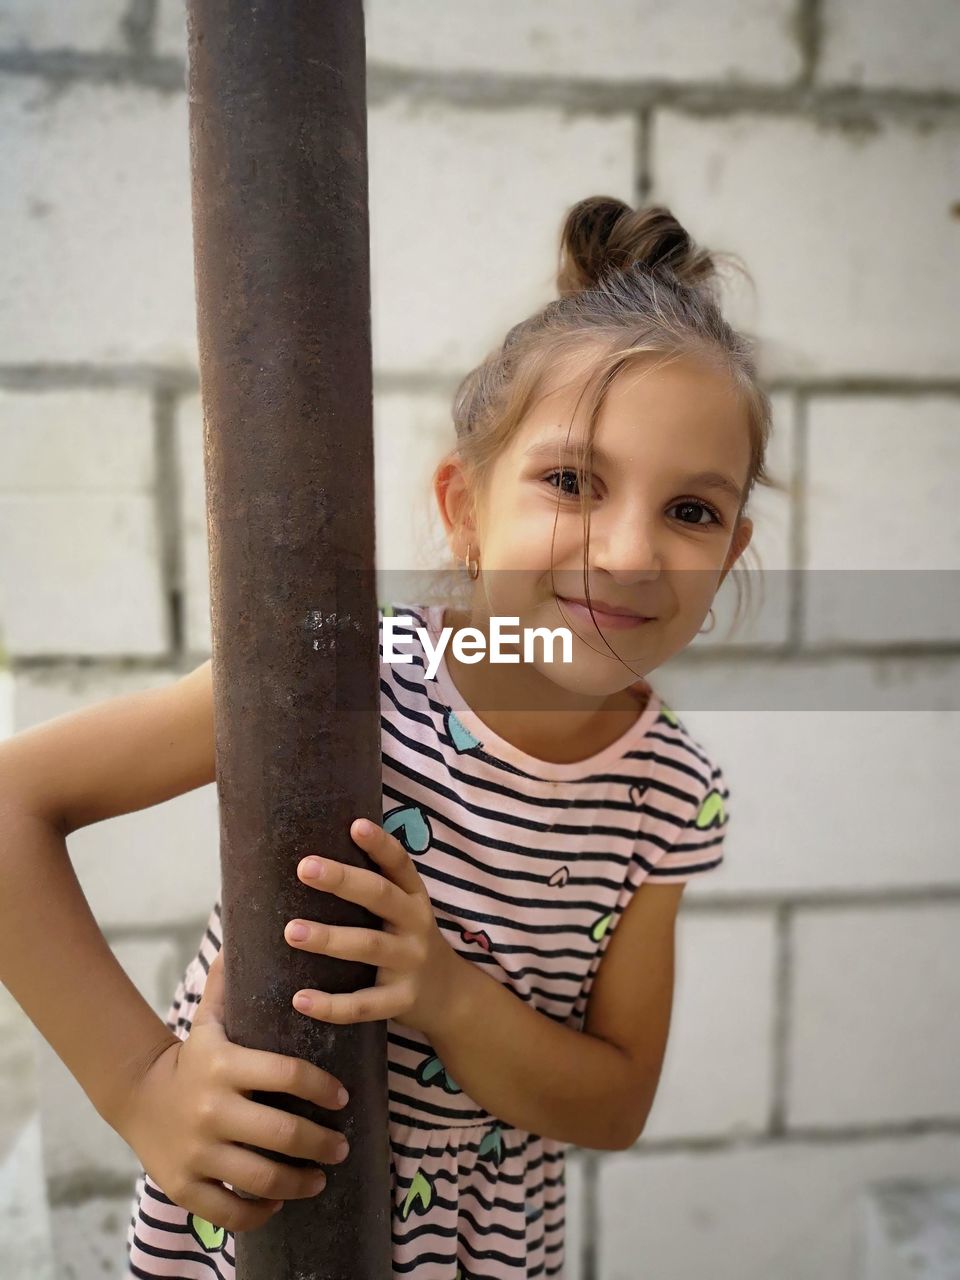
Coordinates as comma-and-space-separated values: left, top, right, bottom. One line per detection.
185, 2, 391, 1276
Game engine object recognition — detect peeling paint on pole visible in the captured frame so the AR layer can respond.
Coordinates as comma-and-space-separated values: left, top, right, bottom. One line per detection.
185, 2, 391, 1276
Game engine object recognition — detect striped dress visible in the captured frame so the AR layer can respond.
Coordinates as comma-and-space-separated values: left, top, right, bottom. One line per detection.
126, 602, 730, 1279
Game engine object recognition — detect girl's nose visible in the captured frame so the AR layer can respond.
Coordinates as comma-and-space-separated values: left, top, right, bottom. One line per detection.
592, 512, 663, 580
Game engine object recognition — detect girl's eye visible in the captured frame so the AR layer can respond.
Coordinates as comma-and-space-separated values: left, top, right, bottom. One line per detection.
543, 467, 595, 499
667, 499, 723, 528
544, 471, 723, 528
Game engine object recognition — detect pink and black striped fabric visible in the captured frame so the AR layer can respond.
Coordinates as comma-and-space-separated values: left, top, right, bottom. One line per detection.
126, 603, 729, 1279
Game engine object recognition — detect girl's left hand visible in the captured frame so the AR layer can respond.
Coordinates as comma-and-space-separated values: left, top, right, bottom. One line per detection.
285, 818, 463, 1039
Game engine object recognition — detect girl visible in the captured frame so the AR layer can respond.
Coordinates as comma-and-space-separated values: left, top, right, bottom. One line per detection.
0, 195, 776, 1280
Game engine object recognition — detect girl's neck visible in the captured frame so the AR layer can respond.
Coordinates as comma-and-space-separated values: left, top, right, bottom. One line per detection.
440, 607, 649, 766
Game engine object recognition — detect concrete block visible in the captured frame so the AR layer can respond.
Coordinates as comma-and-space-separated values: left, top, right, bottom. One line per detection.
789, 903, 960, 1128
12, 669, 221, 927
599, 1133, 960, 1280
639, 911, 777, 1141
0, 387, 160, 658
48, 1195, 131, 1280
369, 98, 635, 373
0, 390, 153, 492
564, 1153, 585, 1280
0, 0, 130, 54
636, 698, 960, 894
805, 395, 960, 644
0, 980, 40, 1161
652, 112, 960, 379
155, 0, 186, 59
364, 0, 801, 85
859, 1179, 960, 1280
0, 494, 167, 656
818, 0, 960, 92
0, 76, 196, 365
0, 1114, 55, 1280
372, 389, 461, 574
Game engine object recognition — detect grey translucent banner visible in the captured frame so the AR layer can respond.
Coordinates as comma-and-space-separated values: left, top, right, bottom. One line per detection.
302, 568, 960, 712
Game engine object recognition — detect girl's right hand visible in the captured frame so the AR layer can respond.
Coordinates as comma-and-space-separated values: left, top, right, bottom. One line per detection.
118, 946, 351, 1234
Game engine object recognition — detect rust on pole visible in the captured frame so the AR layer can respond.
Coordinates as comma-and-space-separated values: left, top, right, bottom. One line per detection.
185, 2, 391, 1276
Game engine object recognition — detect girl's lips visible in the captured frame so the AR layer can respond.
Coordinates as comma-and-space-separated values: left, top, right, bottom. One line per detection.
556, 598, 654, 630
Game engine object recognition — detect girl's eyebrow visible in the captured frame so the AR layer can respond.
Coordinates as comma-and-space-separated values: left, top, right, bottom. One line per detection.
521, 439, 744, 504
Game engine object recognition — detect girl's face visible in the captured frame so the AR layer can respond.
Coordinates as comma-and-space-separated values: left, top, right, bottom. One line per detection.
440, 350, 754, 698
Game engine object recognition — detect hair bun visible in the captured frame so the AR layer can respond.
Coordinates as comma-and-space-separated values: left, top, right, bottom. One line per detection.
556, 196, 716, 297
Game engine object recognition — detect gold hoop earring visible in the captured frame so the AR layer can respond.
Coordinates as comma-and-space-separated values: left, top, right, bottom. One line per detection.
463, 544, 479, 581
698, 606, 716, 635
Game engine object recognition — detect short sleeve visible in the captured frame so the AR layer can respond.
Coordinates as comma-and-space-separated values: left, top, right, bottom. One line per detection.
646, 760, 730, 883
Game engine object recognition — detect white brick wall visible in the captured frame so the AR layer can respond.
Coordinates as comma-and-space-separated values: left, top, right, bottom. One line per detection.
599, 1134, 960, 1280
789, 904, 960, 1128
805, 395, 960, 643
1, 2, 958, 1277
12, 670, 221, 925
640, 912, 778, 1141
0, 389, 166, 656
0, 78, 196, 365
369, 100, 637, 372
0, 0, 131, 55
652, 113, 960, 380
818, 0, 960, 92
363, 0, 802, 85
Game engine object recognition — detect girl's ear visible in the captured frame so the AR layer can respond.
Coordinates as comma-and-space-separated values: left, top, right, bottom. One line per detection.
725, 515, 753, 571
433, 457, 478, 554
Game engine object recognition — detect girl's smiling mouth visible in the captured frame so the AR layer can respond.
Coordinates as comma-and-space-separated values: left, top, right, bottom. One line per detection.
556, 597, 656, 630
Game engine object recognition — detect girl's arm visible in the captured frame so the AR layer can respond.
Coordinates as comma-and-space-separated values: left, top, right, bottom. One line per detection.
428, 878, 686, 1151
0, 661, 216, 1129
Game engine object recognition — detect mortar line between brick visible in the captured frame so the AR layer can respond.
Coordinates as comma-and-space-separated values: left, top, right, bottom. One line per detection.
2, 366, 960, 399
581, 1151, 599, 1280
120, 0, 158, 60
792, 390, 809, 647
635, 106, 652, 204
770, 901, 793, 1135
152, 388, 184, 657
793, 0, 824, 88
626, 1115, 960, 1156
1, 54, 959, 122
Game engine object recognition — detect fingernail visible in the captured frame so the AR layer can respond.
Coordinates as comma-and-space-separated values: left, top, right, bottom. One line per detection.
287, 922, 308, 941
355, 819, 373, 836
337, 1087, 349, 1106
302, 857, 324, 878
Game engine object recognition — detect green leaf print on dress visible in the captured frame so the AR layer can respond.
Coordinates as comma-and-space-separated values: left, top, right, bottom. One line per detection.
417, 1051, 461, 1093
383, 803, 432, 852
445, 708, 483, 754
188, 1212, 226, 1252
590, 912, 614, 943
476, 1124, 503, 1165
696, 788, 725, 829
399, 1124, 505, 1223
400, 1168, 434, 1219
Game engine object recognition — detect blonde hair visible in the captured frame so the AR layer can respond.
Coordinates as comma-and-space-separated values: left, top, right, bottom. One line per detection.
430, 196, 785, 641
